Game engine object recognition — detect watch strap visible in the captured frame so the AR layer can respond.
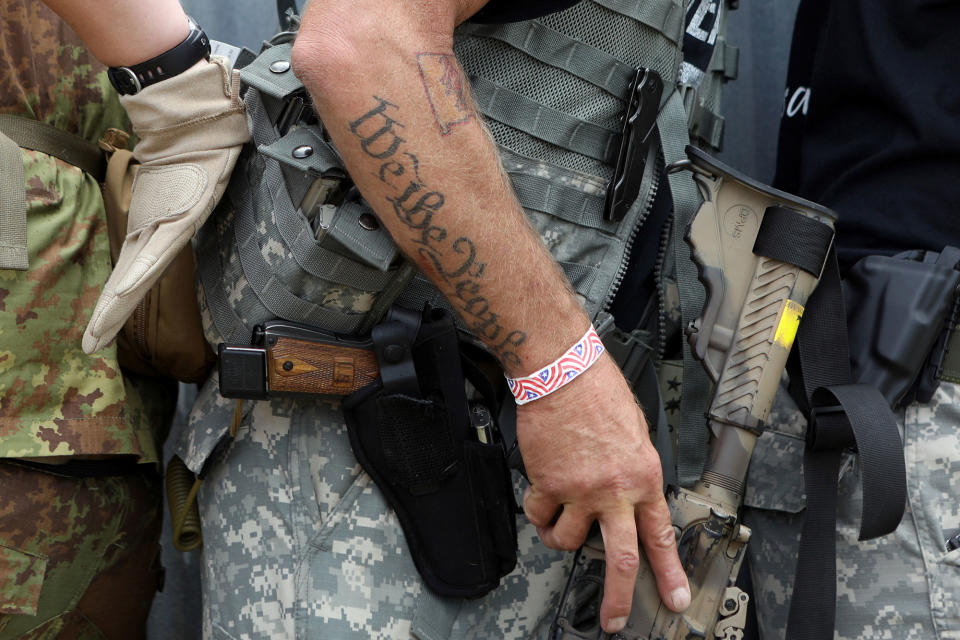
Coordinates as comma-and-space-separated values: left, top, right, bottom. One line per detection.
108, 19, 211, 96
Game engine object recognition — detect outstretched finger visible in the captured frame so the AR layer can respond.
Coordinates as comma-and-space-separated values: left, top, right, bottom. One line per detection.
596, 511, 641, 634
636, 495, 689, 613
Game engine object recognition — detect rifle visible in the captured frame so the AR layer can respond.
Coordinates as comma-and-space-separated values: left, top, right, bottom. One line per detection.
553, 146, 837, 640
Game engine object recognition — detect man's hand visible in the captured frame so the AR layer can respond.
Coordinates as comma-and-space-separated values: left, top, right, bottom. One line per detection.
519, 355, 691, 634
82, 57, 248, 354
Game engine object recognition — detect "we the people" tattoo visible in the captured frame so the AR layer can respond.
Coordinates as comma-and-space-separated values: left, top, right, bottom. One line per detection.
348, 95, 526, 368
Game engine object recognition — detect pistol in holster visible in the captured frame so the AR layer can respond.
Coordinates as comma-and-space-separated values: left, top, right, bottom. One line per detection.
219, 305, 518, 599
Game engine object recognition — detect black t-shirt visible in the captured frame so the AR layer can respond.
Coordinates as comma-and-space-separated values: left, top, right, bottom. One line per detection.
471, 0, 581, 23
775, 0, 960, 272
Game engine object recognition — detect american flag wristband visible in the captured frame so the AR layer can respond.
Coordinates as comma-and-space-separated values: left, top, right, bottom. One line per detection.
506, 325, 605, 406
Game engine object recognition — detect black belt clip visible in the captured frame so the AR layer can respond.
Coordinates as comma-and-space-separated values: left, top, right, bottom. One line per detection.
604, 68, 663, 222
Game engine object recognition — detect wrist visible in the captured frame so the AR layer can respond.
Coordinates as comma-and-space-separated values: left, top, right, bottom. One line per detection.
107, 17, 208, 96
506, 324, 605, 405
498, 299, 591, 378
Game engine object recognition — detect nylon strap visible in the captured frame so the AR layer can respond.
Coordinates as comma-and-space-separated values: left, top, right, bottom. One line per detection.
0, 115, 107, 271
0, 130, 27, 271
686, 99, 725, 152
507, 171, 609, 230
238, 43, 303, 101
231, 169, 368, 334
709, 39, 740, 81
259, 151, 396, 288
785, 247, 906, 640
753, 206, 833, 276
195, 198, 253, 345
659, 89, 710, 487
592, 0, 685, 45
0, 114, 105, 181
469, 76, 620, 163
459, 22, 636, 97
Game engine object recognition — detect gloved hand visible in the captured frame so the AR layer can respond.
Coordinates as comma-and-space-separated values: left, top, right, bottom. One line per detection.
82, 56, 249, 354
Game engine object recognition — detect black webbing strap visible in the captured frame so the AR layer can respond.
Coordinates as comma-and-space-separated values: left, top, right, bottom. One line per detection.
785, 247, 906, 640
753, 206, 833, 276
372, 306, 422, 397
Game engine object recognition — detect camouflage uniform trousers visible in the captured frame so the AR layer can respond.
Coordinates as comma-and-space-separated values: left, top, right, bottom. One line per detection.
0, 461, 163, 640
742, 382, 960, 640
197, 395, 573, 640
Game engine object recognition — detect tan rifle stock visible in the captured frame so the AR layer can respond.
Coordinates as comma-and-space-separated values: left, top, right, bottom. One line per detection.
553, 147, 836, 640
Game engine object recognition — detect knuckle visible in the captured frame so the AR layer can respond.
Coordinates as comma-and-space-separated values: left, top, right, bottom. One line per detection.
552, 530, 585, 552
648, 525, 677, 552
611, 549, 641, 575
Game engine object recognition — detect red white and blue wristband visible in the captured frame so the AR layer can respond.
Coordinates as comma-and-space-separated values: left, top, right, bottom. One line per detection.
506, 325, 605, 405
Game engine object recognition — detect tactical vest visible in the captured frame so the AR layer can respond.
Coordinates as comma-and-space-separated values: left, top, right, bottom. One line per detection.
196, 0, 738, 348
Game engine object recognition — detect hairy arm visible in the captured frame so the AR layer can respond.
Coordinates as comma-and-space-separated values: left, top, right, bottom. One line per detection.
292, 0, 689, 631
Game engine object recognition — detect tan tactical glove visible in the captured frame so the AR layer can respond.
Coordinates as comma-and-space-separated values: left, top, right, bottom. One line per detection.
82, 56, 248, 354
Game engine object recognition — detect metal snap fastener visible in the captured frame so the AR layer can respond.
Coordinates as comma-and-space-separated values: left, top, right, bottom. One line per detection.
358, 213, 379, 230
292, 145, 314, 159
269, 60, 291, 74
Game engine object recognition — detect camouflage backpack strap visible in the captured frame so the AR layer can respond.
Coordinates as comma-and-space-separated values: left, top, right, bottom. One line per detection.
0, 127, 27, 270
0, 114, 107, 271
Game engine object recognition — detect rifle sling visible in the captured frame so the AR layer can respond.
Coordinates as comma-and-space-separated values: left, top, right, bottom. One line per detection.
784, 246, 906, 640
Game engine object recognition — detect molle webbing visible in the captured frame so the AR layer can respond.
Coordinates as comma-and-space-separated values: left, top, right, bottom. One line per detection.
400, 0, 687, 321
197, 0, 695, 346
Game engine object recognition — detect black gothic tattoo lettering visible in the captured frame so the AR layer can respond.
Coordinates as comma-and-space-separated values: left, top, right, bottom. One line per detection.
347, 95, 526, 368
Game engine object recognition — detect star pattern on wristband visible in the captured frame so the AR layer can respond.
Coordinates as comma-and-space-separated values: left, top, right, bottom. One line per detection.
506, 326, 605, 405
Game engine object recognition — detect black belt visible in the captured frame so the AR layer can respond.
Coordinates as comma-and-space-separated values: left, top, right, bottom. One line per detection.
3, 457, 146, 478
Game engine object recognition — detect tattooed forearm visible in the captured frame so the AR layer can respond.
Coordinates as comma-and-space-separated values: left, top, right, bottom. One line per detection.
348, 95, 527, 368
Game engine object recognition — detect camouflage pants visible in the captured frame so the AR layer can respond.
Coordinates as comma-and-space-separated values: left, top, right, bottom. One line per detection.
0, 461, 163, 639
197, 396, 573, 640
743, 382, 960, 640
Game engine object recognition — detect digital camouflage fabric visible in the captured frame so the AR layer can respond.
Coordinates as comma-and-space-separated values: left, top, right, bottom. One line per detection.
0, 0, 163, 462
190, 386, 573, 640
744, 383, 960, 639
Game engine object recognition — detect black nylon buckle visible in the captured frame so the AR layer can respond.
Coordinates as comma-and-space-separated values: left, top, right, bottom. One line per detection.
807, 402, 851, 451
604, 68, 663, 222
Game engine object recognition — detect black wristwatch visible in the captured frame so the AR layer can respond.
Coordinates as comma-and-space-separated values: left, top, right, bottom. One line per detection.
107, 18, 211, 96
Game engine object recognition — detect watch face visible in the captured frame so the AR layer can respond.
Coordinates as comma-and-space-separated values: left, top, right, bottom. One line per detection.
109, 67, 141, 95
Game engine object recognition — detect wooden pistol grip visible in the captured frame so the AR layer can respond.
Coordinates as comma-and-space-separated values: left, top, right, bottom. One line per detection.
266, 336, 380, 395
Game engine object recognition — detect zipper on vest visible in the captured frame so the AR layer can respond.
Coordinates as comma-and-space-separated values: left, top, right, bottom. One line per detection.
654, 214, 673, 360
602, 152, 663, 314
